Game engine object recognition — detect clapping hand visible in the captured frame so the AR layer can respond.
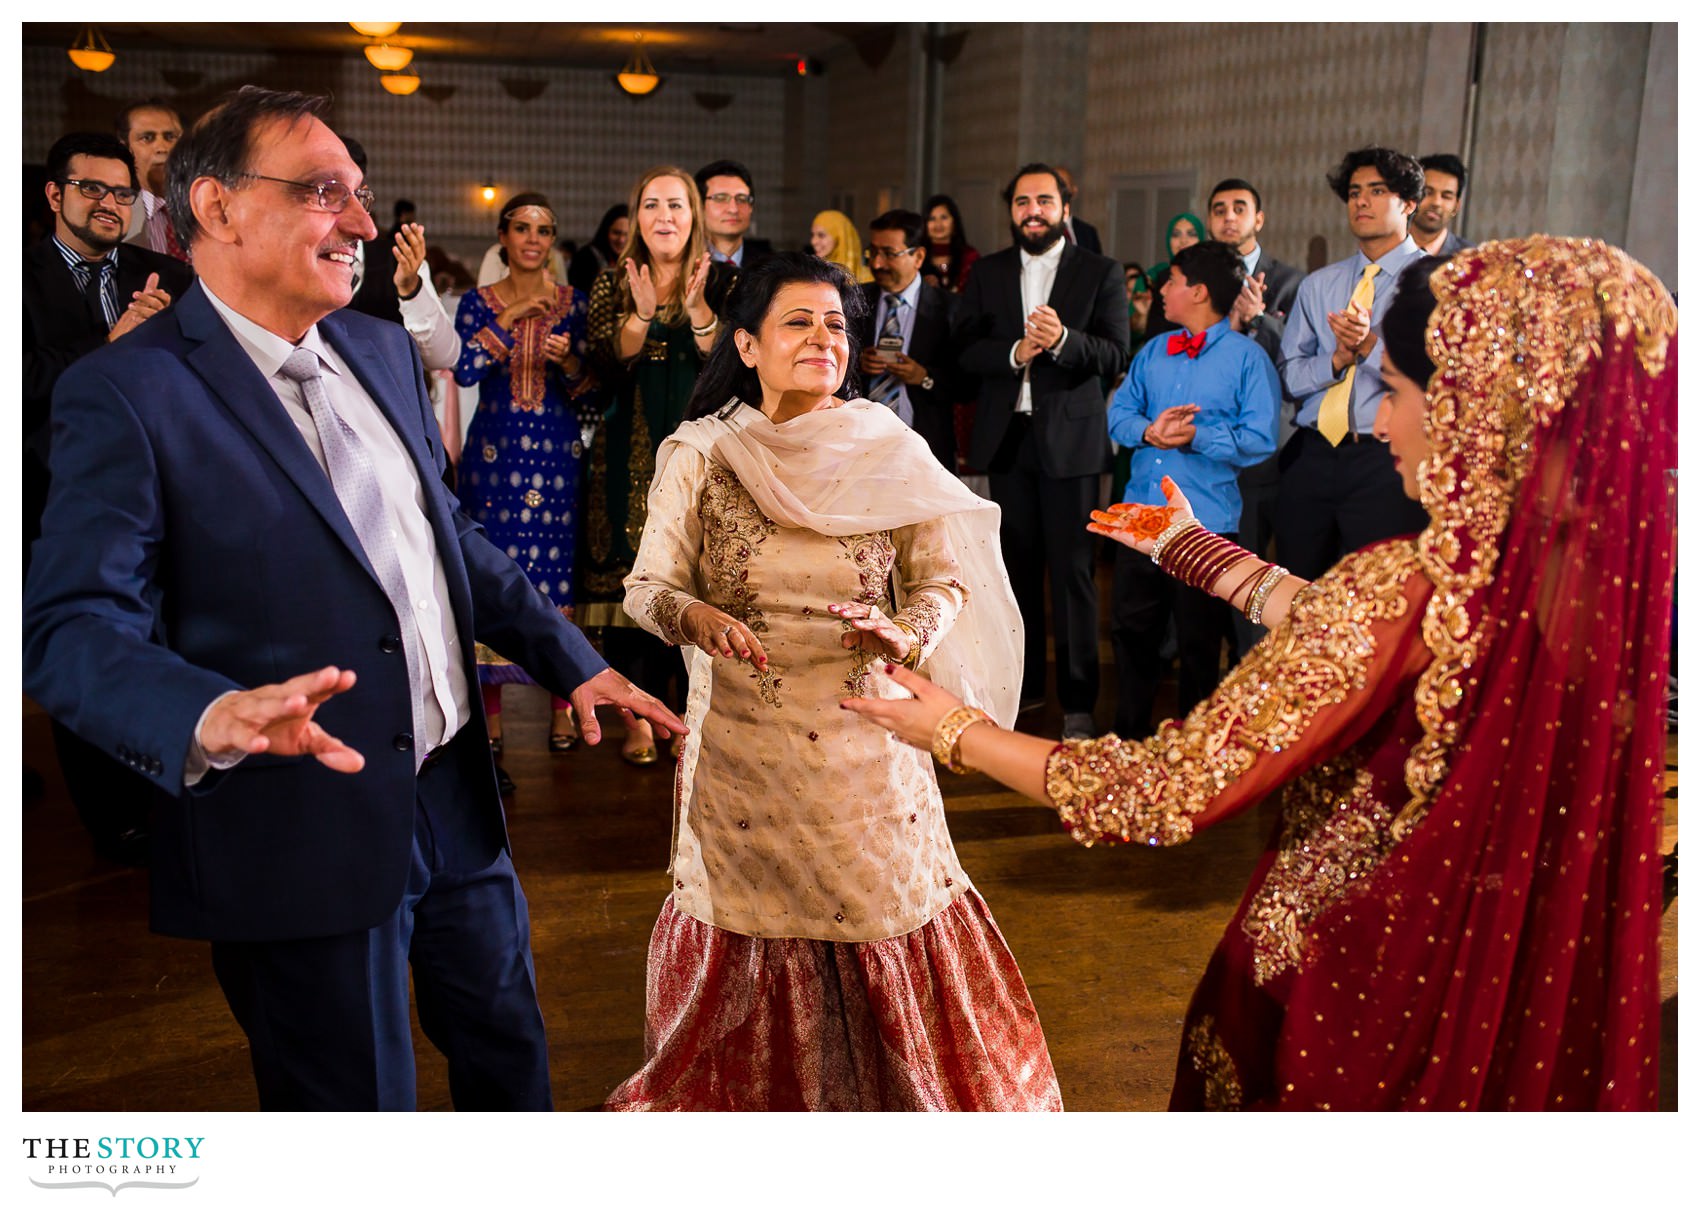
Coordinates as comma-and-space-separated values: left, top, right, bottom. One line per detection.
392, 222, 429, 297
1229, 272, 1266, 331
624, 259, 660, 320
108, 273, 173, 342
1143, 404, 1199, 449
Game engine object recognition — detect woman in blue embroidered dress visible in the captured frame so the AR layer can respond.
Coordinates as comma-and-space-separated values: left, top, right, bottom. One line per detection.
454, 193, 594, 768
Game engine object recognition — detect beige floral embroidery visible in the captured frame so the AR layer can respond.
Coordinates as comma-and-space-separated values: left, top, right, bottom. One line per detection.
1186, 1016, 1243, 1111
1242, 761, 1396, 985
1044, 543, 1420, 848
894, 593, 947, 663
701, 466, 782, 707
648, 589, 690, 646
835, 532, 897, 698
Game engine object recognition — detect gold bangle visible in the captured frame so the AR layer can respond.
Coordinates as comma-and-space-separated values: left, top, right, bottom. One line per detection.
1246, 564, 1289, 625
932, 705, 992, 775
891, 618, 923, 668
691, 318, 718, 337
1149, 516, 1202, 564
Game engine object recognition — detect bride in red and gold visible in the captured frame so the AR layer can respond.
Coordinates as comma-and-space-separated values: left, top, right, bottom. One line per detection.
847, 236, 1676, 1110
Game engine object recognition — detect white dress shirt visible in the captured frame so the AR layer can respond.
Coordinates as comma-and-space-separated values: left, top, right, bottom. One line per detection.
1009, 239, 1069, 415
188, 283, 471, 779
397, 260, 462, 371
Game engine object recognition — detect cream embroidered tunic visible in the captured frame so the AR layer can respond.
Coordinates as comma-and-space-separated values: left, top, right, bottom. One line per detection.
625, 444, 972, 942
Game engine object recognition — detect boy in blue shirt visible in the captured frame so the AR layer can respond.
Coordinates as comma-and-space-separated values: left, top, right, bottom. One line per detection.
1105, 240, 1279, 735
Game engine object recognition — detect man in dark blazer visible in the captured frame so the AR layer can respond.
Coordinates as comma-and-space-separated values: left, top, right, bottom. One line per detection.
956, 164, 1129, 738
22, 87, 684, 1111
855, 208, 960, 470
1202, 178, 1305, 654
24, 130, 195, 865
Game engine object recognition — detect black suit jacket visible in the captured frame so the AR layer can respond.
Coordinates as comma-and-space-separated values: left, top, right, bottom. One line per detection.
1069, 216, 1103, 256
856, 280, 960, 468
23, 237, 194, 471
955, 242, 1129, 478
348, 232, 402, 326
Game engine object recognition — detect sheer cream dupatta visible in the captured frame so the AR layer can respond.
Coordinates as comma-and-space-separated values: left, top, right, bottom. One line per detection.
654, 398, 1023, 727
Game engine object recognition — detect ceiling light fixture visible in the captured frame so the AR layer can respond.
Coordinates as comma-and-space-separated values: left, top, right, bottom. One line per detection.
364, 42, 414, 71
379, 67, 421, 96
67, 25, 116, 72
480, 180, 498, 204
614, 34, 662, 98
349, 22, 402, 38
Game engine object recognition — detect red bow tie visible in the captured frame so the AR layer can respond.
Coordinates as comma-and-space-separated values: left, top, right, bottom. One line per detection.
1167, 330, 1206, 358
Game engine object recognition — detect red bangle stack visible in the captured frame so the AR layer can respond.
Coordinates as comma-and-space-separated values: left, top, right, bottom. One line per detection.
1157, 526, 1253, 594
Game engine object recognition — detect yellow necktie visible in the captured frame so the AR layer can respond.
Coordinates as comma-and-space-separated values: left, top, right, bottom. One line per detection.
1316, 263, 1380, 445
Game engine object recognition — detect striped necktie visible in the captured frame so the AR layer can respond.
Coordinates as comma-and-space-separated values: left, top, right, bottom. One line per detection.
866, 293, 904, 406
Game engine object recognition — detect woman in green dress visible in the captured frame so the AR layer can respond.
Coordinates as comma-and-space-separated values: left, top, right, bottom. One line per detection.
582, 166, 731, 763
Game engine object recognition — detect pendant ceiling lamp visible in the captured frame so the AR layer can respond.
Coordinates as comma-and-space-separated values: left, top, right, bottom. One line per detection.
380, 67, 421, 96
364, 42, 414, 71
349, 22, 402, 38
68, 24, 116, 72
614, 34, 662, 98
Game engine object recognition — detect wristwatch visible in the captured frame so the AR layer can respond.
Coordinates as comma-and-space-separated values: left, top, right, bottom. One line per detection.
919, 375, 935, 392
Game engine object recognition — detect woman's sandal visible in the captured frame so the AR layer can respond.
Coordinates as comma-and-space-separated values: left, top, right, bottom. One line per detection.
549, 706, 580, 753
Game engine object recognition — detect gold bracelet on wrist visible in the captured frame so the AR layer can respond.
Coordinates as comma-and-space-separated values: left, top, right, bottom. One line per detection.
690, 317, 718, 337
932, 705, 992, 775
1245, 564, 1289, 625
1148, 516, 1202, 564
891, 618, 923, 669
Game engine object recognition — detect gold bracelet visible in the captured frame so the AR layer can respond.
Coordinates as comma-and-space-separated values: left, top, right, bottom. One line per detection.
891, 618, 923, 668
1246, 564, 1289, 625
932, 705, 992, 775
690, 318, 718, 337
1149, 516, 1202, 564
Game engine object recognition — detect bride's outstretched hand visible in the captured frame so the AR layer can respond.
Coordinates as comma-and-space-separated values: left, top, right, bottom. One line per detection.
840, 662, 962, 752
1087, 474, 1196, 556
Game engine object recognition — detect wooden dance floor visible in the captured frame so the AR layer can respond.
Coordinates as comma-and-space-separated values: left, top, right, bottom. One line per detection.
20, 634, 1681, 1112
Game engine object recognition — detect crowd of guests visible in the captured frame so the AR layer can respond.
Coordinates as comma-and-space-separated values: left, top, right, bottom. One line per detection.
23, 83, 1673, 1115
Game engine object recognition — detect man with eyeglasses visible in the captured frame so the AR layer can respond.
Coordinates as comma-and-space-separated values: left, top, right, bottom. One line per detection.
23, 87, 685, 1111
24, 130, 194, 868
854, 208, 960, 470
693, 158, 774, 278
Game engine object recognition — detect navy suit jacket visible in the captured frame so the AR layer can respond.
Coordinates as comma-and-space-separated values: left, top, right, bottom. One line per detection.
22, 281, 607, 942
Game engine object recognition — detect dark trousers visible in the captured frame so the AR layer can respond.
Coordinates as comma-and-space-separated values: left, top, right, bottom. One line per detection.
987, 415, 1101, 715
1231, 454, 1280, 657
1274, 426, 1429, 581
210, 729, 550, 1111
1112, 540, 1237, 737
605, 624, 687, 713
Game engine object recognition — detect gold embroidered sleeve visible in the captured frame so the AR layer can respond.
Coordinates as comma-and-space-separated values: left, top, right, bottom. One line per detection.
890, 518, 968, 665
1044, 542, 1430, 847
622, 445, 708, 646
471, 325, 513, 365
586, 268, 626, 370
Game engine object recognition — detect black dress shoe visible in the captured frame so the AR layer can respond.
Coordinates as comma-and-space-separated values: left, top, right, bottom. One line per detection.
495, 764, 516, 794
94, 826, 151, 868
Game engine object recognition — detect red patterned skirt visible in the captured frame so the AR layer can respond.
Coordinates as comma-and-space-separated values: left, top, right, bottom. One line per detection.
604, 890, 1062, 1111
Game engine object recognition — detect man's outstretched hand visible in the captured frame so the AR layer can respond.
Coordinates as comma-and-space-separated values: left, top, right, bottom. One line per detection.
200, 666, 365, 773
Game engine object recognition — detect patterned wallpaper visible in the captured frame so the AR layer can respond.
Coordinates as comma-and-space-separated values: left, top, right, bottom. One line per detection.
821, 30, 923, 230
22, 44, 796, 273
1466, 22, 1566, 242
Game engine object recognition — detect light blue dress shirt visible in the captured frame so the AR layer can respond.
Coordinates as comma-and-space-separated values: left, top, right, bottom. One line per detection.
1279, 236, 1421, 435
1108, 317, 1280, 533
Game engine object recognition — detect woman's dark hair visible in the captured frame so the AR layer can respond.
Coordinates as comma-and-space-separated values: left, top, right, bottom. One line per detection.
686, 252, 868, 420
922, 193, 969, 258
496, 192, 555, 265
166, 85, 328, 250
1382, 254, 1450, 390
589, 202, 628, 256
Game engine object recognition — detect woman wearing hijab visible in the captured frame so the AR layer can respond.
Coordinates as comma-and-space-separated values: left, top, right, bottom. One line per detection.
1143, 210, 1205, 340
605, 252, 1058, 1111
808, 209, 874, 284
848, 237, 1677, 1111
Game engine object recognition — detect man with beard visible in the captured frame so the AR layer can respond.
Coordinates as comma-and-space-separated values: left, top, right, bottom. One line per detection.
1411, 154, 1473, 256
1275, 146, 1428, 581
117, 99, 187, 262
855, 208, 960, 468
957, 163, 1128, 738
25, 131, 193, 864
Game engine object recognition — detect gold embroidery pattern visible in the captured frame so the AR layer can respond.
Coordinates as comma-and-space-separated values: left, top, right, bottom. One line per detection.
836, 532, 897, 699
1402, 237, 1678, 838
701, 466, 782, 707
477, 285, 571, 414
1186, 1016, 1243, 1111
625, 388, 655, 554
1044, 543, 1420, 848
1242, 762, 1395, 985
648, 589, 690, 646
894, 593, 947, 664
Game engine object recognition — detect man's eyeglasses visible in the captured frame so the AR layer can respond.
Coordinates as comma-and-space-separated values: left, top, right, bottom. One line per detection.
60, 178, 140, 206
704, 192, 754, 207
863, 245, 919, 264
238, 173, 376, 214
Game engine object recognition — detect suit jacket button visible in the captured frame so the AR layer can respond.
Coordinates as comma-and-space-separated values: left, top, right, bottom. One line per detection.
393, 733, 413, 752
379, 634, 402, 653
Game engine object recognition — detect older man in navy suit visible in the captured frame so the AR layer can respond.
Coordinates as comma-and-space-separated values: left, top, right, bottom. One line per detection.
22, 87, 684, 1111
